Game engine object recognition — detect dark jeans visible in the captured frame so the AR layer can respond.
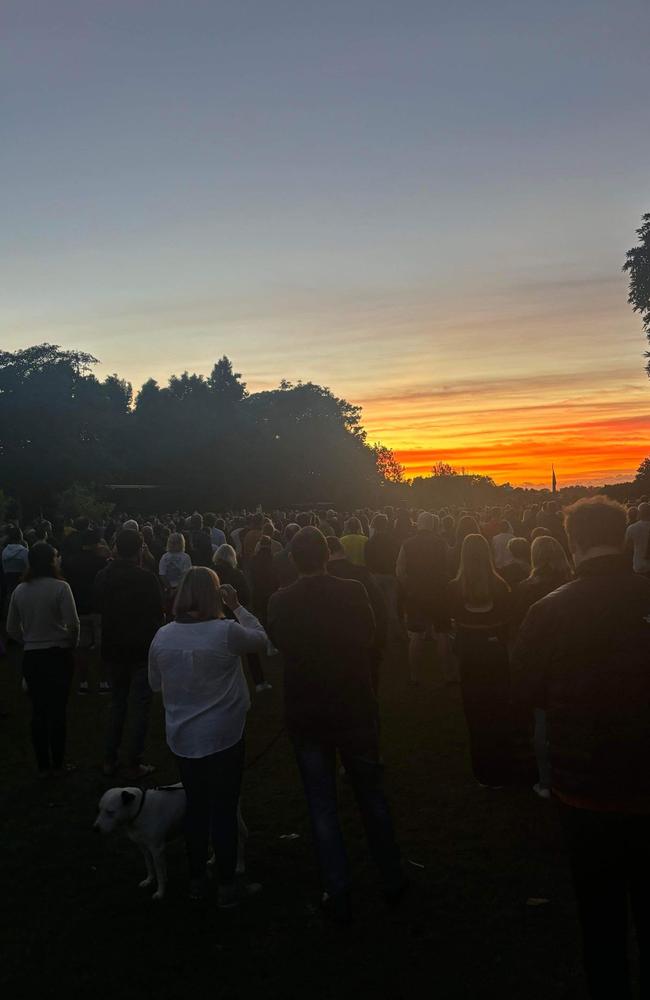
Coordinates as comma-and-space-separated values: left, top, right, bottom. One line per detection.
457, 630, 512, 786
559, 804, 650, 1000
105, 662, 153, 767
22, 647, 74, 771
176, 738, 245, 884
293, 735, 403, 899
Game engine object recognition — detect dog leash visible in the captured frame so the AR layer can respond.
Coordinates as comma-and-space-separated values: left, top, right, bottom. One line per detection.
129, 787, 148, 824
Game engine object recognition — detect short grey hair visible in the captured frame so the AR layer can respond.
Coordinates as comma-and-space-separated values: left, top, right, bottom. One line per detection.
214, 543, 237, 568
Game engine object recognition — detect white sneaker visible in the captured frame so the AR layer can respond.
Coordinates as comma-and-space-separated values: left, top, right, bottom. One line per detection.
255, 681, 272, 693
77, 681, 89, 695
98, 681, 111, 695
533, 783, 551, 800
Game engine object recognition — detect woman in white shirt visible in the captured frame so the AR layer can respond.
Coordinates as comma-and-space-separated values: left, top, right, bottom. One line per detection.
148, 567, 267, 903
7, 542, 80, 777
158, 532, 192, 599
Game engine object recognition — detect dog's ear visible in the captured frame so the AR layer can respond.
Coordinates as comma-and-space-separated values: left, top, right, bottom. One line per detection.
121, 790, 136, 805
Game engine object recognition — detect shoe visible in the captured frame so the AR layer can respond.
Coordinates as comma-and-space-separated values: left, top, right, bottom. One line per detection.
533, 783, 551, 800
255, 681, 272, 693
217, 882, 262, 909
77, 681, 90, 695
98, 681, 111, 695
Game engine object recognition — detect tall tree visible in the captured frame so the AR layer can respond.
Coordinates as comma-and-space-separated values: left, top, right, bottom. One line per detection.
623, 212, 650, 374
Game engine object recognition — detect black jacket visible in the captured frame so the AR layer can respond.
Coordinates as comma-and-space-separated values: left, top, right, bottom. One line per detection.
268, 574, 376, 742
94, 559, 165, 665
327, 558, 388, 650
512, 554, 650, 809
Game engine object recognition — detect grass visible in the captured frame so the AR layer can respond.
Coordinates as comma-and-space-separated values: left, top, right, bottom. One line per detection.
0, 638, 591, 1000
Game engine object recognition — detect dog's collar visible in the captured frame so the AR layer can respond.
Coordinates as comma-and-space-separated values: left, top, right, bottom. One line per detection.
128, 788, 148, 824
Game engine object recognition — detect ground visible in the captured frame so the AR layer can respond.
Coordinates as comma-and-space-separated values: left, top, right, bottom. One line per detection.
0, 639, 604, 1000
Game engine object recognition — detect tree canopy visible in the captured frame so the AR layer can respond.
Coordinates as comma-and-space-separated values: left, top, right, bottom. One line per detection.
0, 344, 386, 516
623, 212, 650, 375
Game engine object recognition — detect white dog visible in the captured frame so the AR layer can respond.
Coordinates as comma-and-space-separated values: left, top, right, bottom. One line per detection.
93, 783, 248, 900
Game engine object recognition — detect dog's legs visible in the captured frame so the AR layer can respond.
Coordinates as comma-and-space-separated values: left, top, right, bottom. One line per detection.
150, 847, 167, 901
138, 849, 155, 890
236, 804, 248, 875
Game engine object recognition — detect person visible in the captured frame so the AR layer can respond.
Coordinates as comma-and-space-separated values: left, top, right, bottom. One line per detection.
94, 529, 165, 779
149, 569, 267, 904
242, 512, 265, 565
339, 517, 368, 567
159, 532, 192, 603
491, 519, 515, 570
267, 527, 405, 921
2, 524, 30, 607
204, 513, 226, 549
513, 497, 650, 1000
364, 513, 400, 640
326, 536, 388, 693
447, 534, 512, 788
448, 514, 479, 576
187, 514, 213, 568
212, 544, 250, 604
63, 528, 111, 695
624, 500, 650, 576
397, 511, 450, 683
6, 543, 80, 776
274, 523, 300, 588
498, 537, 531, 588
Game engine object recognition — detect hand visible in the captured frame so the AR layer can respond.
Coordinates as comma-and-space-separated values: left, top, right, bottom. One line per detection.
219, 584, 240, 611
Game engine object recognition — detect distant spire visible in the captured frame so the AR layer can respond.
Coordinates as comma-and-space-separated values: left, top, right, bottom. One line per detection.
552, 465, 557, 494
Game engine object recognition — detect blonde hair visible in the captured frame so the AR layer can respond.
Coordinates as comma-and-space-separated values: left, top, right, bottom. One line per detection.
173, 567, 223, 621
167, 532, 185, 554
455, 533, 507, 607
529, 536, 572, 582
214, 544, 237, 568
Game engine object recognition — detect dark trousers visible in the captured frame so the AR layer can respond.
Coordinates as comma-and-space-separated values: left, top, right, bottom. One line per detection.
105, 662, 153, 767
176, 739, 245, 884
457, 630, 511, 786
559, 804, 650, 1000
293, 735, 403, 899
22, 648, 74, 771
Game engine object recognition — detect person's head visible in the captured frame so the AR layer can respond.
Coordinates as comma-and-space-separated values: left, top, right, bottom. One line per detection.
455, 515, 479, 546
507, 536, 531, 565
214, 543, 237, 568
371, 513, 389, 534
530, 526, 551, 540
284, 523, 300, 545
441, 514, 455, 540
290, 526, 329, 575
529, 535, 572, 582
343, 516, 362, 536
173, 567, 223, 621
215, 518, 225, 532
122, 519, 139, 533
25, 542, 60, 582
456, 533, 505, 605
564, 496, 627, 563
81, 528, 101, 549
627, 505, 639, 525
261, 519, 275, 538
203, 513, 216, 528
416, 511, 434, 532
326, 536, 346, 560
5, 523, 24, 545
190, 512, 203, 531
638, 502, 650, 522
167, 532, 185, 554
251, 512, 264, 530
142, 524, 154, 546
115, 529, 144, 561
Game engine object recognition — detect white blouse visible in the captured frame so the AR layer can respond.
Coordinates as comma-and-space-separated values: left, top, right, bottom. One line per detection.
148, 607, 267, 758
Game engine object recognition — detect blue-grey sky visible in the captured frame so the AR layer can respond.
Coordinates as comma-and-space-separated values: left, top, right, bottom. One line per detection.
3, 0, 650, 483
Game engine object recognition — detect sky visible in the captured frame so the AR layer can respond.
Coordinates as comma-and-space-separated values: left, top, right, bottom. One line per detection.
2, 0, 650, 488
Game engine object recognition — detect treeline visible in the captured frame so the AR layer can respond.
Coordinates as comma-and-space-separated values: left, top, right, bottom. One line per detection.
0, 344, 390, 518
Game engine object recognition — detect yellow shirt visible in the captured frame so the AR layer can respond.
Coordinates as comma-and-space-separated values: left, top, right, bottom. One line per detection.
340, 534, 368, 567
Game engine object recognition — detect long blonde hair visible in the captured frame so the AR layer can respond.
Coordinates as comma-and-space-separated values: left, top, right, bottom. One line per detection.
455, 533, 507, 607
529, 536, 572, 583
173, 567, 223, 621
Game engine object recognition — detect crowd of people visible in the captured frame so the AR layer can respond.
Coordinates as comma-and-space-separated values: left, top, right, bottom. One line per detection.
1, 496, 649, 997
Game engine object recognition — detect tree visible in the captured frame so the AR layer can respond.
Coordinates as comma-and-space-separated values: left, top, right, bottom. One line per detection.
635, 457, 650, 485
55, 482, 114, 523
623, 212, 650, 375
431, 461, 458, 477
372, 444, 405, 483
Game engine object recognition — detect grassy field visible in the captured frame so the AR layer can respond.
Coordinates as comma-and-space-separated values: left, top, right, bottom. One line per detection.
0, 638, 594, 1000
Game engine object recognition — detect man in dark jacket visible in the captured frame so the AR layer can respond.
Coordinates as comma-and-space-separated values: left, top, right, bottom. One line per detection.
267, 527, 404, 920
63, 528, 110, 695
94, 529, 165, 779
513, 496, 650, 1000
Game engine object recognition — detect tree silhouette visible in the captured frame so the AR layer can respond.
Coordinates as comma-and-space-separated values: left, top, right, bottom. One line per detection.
623, 212, 650, 374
